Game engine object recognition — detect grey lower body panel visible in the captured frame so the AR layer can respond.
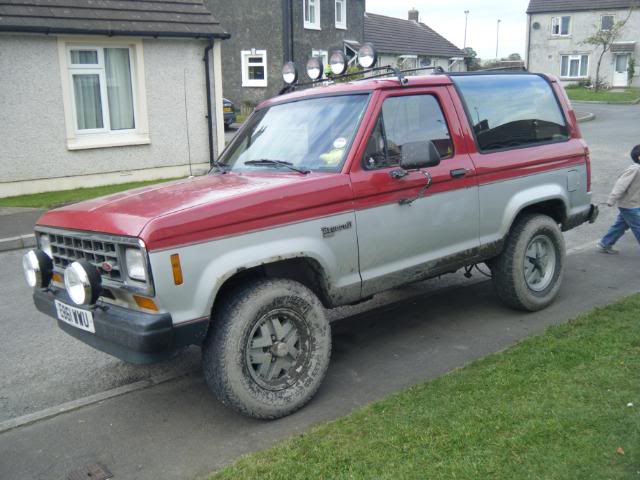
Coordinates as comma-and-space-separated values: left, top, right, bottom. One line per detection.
33, 289, 208, 364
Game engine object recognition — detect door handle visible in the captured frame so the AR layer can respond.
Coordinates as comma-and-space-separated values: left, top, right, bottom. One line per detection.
450, 168, 467, 179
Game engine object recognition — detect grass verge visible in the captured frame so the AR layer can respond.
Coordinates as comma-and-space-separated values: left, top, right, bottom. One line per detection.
212, 294, 640, 479
0, 178, 181, 209
565, 86, 640, 103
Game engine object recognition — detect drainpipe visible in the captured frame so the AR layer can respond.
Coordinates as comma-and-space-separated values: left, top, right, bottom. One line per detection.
525, 14, 532, 71
282, 0, 294, 62
203, 36, 215, 166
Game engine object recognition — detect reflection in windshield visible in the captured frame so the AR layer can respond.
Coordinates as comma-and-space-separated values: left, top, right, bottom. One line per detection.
219, 94, 369, 172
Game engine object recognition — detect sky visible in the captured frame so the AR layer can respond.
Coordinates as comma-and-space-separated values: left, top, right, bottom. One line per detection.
366, 0, 531, 60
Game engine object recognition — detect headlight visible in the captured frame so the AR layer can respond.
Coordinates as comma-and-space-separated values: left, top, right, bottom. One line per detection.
22, 249, 53, 288
64, 260, 101, 306
40, 234, 53, 259
125, 248, 147, 282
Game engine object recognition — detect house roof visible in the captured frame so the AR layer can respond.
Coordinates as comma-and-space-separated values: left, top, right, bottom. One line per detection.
527, 0, 640, 14
0, 0, 229, 39
364, 12, 465, 58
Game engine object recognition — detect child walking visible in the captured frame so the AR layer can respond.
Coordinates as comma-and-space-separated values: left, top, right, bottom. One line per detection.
596, 144, 640, 254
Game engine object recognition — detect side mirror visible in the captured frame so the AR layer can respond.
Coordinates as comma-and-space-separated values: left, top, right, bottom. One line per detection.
399, 140, 441, 170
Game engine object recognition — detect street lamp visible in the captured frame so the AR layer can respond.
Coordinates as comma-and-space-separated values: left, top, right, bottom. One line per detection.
463, 10, 469, 49
496, 19, 501, 60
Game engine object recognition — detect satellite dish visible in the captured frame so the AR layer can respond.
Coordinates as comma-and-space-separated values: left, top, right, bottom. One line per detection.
532, 22, 541, 30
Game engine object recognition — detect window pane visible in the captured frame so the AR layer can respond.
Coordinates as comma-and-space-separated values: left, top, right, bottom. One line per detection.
561, 16, 570, 34
615, 54, 628, 72
580, 55, 589, 76
70, 49, 98, 64
248, 56, 263, 64
380, 95, 453, 164
552, 18, 559, 34
601, 15, 614, 30
453, 75, 568, 152
105, 48, 135, 130
336, 1, 342, 22
569, 58, 579, 77
73, 74, 104, 130
248, 65, 265, 80
363, 116, 388, 169
561, 55, 569, 76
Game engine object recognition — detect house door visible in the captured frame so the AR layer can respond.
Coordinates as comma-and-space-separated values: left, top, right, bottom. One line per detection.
613, 54, 629, 87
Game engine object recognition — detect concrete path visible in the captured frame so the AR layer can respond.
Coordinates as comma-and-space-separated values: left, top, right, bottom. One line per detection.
1, 237, 638, 480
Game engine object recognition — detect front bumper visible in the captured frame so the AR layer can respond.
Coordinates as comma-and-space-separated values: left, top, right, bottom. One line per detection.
224, 111, 236, 125
33, 289, 208, 364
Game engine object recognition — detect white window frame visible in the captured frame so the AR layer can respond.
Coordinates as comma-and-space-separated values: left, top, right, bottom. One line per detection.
241, 49, 268, 87
57, 37, 150, 150
335, 0, 347, 29
551, 16, 571, 36
560, 54, 589, 78
304, 0, 321, 30
601, 14, 615, 31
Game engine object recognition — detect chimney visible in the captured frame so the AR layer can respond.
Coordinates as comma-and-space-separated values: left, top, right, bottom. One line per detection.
408, 8, 419, 22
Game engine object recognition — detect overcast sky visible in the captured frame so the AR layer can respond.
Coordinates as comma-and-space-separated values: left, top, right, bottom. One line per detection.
366, 0, 531, 60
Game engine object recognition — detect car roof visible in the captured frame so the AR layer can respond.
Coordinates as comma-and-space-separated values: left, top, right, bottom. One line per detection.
258, 73, 455, 108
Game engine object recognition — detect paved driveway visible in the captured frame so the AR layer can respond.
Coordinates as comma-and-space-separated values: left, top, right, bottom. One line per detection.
1, 103, 638, 479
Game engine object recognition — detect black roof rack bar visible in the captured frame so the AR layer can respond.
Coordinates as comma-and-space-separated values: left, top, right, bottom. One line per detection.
279, 65, 410, 95
446, 66, 528, 76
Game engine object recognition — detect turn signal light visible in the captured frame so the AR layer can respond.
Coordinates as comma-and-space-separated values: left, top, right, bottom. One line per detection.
52, 272, 63, 283
170, 254, 183, 286
133, 295, 159, 312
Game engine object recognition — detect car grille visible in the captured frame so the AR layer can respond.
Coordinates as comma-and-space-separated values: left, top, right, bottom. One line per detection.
49, 233, 123, 281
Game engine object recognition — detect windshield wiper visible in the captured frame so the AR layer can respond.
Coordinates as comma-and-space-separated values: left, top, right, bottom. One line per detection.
209, 160, 228, 174
244, 159, 310, 174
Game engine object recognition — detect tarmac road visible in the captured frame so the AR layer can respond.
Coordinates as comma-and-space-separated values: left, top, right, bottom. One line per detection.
0, 103, 638, 479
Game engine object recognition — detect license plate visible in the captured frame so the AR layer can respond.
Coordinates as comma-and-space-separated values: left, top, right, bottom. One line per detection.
224, 107, 233, 113
55, 300, 95, 333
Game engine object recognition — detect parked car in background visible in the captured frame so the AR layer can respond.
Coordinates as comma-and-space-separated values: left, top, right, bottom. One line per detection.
23, 68, 598, 421
223, 98, 236, 129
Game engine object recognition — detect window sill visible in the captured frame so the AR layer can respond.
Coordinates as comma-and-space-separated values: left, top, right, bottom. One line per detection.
560, 76, 588, 80
304, 24, 322, 30
242, 83, 268, 88
335, 24, 347, 30
549, 35, 572, 39
67, 133, 151, 151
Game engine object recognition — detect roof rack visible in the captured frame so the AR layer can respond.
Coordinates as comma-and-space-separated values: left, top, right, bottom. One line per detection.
278, 65, 447, 95
446, 66, 528, 75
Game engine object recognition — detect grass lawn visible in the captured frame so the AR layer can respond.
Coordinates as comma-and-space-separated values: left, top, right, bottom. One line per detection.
0, 178, 182, 209
565, 86, 640, 103
212, 294, 640, 480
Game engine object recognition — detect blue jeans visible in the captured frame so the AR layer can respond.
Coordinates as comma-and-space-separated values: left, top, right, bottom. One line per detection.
601, 207, 640, 246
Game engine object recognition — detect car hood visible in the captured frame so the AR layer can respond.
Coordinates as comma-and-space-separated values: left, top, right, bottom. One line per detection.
37, 173, 353, 250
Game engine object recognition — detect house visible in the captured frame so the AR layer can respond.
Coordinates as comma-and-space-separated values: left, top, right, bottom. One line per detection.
526, 0, 640, 87
205, 0, 365, 111
364, 10, 467, 73
0, 0, 229, 198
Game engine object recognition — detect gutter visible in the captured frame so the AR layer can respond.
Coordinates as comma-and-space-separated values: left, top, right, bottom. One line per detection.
0, 25, 231, 39
203, 37, 215, 167
282, 0, 294, 62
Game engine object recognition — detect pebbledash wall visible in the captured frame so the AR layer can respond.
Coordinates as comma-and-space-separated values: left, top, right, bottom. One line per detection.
526, 9, 640, 87
0, 34, 224, 198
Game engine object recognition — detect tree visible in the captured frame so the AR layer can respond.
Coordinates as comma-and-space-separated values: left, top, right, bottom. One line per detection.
581, 9, 633, 91
463, 47, 481, 71
507, 53, 522, 61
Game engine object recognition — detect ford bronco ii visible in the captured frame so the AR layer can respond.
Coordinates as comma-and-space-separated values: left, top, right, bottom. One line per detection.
24, 61, 598, 418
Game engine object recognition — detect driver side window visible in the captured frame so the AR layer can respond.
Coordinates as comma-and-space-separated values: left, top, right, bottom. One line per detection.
363, 94, 453, 170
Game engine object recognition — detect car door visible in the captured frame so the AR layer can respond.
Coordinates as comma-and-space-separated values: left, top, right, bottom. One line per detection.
350, 87, 480, 297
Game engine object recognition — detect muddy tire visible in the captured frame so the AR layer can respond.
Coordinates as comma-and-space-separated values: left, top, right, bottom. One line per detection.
491, 214, 565, 312
202, 278, 331, 419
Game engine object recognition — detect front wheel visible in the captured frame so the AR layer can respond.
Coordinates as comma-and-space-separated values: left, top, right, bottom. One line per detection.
491, 214, 566, 311
202, 278, 331, 419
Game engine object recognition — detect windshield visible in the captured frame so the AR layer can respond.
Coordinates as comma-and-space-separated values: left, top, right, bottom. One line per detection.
219, 94, 369, 173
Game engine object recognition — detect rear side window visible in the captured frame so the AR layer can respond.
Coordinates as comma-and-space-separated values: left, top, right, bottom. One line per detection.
363, 94, 453, 170
453, 75, 569, 153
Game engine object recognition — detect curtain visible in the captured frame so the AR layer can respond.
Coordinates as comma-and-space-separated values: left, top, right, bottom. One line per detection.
73, 74, 103, 130
105, 48, 135, 130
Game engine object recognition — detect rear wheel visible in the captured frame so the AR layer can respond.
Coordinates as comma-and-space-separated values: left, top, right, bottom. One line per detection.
491, 214, 565, 311
202, 278, 331, 419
